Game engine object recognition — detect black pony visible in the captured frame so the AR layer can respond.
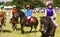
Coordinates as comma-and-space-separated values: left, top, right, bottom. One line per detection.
17, 9, 38, 34
39, 16, 57, 37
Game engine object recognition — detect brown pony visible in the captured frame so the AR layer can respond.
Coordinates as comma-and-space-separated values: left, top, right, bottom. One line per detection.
2, 12, 6, 26
17, 9, 38, 34
39, 16, 57, 37
11, 11, 19, 31
0, 12, 4, 32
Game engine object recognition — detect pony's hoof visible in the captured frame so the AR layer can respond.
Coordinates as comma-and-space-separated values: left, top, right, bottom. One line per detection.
1, 31, 3, 33
21, 32, 24, 34
21, 31, 24, 34
15, 29, 16, 31
0, 30, 3, 33
29, 31, 32, 32
4, 24, 6, 26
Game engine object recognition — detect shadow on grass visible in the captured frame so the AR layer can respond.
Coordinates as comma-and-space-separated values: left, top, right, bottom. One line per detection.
23, 31, 39, 34
16, 28, 21, 31
0, 30, 11, 33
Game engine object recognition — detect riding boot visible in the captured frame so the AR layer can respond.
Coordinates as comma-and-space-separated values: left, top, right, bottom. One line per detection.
52, 20, 58, 27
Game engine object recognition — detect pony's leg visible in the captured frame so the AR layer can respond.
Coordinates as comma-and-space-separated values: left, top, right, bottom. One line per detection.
16, 17, 19, 23
0, 25, 3, 33
46, 35, 49, 37
12, 24, 14, 30
50, 26, 56, 37
41, 33, 49, 37
12, 23, 16, 31
21, 24, 24, 34
41, 33, 45, 37
15, 24, 17, 31
34, 25, 37, 32
51, 36, 54, 37
30, 26, 33, 32
51, 31, 55, 37
4, 18, 6, 26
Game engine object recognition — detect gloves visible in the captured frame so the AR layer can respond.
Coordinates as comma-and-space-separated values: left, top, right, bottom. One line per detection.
53, 17, 56, 20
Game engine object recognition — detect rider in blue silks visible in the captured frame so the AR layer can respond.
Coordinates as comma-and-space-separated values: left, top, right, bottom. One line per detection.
45, 1, 58, 27
24, 5, 34, 24
25, 5, 32, 19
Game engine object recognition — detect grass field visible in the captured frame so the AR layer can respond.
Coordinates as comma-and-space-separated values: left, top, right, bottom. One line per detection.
0, 13, 60, 37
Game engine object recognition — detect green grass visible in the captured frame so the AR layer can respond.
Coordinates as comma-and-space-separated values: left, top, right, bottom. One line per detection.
0, 13, 60, 37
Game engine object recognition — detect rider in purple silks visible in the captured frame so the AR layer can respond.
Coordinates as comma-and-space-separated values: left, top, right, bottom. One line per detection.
45, 2, 58, 27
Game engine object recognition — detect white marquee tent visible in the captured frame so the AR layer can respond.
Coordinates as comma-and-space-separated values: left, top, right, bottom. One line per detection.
0, 0, 13, 2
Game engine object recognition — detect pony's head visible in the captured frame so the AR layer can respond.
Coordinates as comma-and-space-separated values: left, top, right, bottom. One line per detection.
16, 8, 25, 18
40, 16, 51, 33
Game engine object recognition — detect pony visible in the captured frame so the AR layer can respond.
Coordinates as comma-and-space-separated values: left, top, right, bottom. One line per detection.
17, 9, 38, 34
2, 12, 6, 26
10, 11, 19, 31
0, 12, 5, 32
39, 16, 57, 37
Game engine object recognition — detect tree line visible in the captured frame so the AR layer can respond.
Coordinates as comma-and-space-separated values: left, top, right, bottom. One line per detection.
0, 0, 60, 9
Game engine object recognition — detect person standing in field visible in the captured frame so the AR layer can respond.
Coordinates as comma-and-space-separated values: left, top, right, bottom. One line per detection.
45, 1, 58, 27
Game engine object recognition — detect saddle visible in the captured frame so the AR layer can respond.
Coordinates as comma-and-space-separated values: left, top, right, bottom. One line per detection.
27, 17, 34, 23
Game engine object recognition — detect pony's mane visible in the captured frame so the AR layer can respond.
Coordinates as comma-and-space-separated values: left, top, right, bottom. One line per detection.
40, 16, 52, 25
17, 9, 26, 17
41, 16, 51, 20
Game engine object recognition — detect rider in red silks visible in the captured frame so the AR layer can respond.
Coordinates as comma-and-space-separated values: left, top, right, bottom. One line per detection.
25, 5, 34, 23
10, 7, 18, 23
12, 7, 16, 15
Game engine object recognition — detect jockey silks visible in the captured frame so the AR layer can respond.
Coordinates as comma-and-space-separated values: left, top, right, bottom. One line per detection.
12, 8, 16, 13
46, 8, 54, 17
25, 9, 32, 17
45, 8, 58, 27
22, 9, 26, 13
